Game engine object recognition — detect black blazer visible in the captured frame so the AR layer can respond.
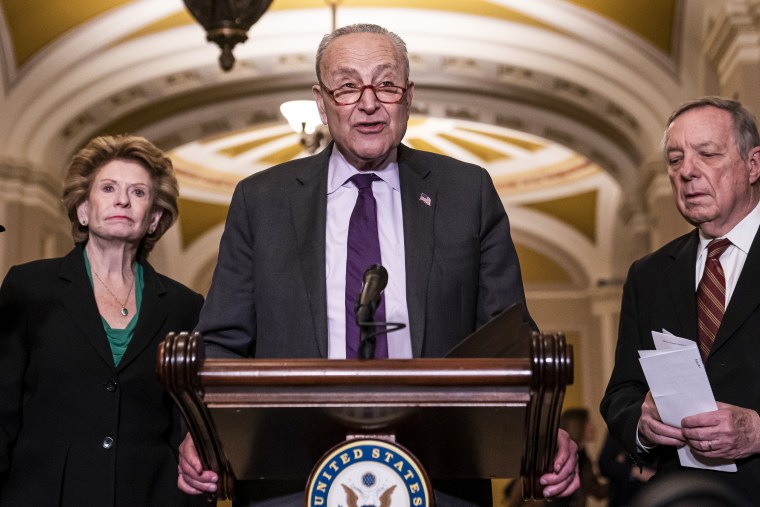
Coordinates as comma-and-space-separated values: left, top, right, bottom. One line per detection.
601, 228, 760, 501
0, 246, 204, 507
197, 143, 532, 359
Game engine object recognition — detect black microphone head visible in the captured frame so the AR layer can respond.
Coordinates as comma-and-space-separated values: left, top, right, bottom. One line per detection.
363, 264, 388, 288
356, 264, 388, 313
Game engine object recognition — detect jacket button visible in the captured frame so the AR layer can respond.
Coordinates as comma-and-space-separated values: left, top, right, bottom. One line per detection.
104, 381, 118, 392
102, 437, 114, 449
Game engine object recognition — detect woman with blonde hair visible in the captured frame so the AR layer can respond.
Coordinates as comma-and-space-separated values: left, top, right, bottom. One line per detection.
0, 134, 204, 506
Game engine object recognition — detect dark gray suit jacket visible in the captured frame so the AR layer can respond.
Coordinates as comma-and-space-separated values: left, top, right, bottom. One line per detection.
197, 143, 532, 359
601, 227, 760, 502
195, 143, 533, 505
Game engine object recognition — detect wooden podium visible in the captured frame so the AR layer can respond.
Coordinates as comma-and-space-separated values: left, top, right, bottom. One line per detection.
157, 329, 572, 503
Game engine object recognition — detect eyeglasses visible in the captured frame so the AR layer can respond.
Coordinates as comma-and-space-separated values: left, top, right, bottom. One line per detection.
319, 82, 408, 105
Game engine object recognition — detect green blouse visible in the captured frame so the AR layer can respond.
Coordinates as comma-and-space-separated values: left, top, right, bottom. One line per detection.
83, 250, 144, 366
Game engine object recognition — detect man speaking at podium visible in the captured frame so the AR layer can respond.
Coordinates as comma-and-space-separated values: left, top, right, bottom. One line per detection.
177, 23, 579, 506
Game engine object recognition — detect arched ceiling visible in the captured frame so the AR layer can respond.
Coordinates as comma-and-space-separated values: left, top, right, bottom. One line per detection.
0, 0, 706, 289
1, 1, 678, 68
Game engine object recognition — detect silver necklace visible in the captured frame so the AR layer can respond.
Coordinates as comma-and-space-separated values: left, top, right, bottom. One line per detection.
93, 269, 135, 317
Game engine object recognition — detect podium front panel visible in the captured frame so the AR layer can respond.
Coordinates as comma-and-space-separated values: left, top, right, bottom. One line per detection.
198, 358, 532, 481
207, 399, 528, 480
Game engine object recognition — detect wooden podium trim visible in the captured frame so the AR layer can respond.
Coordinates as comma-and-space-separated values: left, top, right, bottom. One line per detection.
158, 331, 572, 501
157, 332, 236, 500
200, 357, 533, 407
521, 332, 574, 498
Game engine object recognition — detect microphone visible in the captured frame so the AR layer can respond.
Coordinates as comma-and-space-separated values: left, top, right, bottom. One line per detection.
355, 264, 388, 319
355, 264, 388, 359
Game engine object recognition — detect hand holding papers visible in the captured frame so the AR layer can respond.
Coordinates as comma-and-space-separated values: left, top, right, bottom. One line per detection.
639, 331, 736, 472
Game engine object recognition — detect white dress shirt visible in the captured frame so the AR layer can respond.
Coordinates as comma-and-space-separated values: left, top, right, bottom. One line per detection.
325, 147, 412, 359
695, 200, 760, 304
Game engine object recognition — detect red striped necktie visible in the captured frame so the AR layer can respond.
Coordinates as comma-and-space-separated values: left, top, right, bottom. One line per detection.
697, 238, 732, 362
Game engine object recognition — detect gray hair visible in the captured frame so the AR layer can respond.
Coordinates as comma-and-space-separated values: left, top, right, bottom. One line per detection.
315, 23, 409, 83
662, 96, 760, 160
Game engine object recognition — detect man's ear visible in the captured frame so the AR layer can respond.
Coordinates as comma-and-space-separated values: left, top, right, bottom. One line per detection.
405, 81, 414, 107
312, 84, 328, 125
748, 146, 760, 185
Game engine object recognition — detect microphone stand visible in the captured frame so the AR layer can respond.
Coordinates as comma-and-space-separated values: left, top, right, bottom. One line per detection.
354, 264, 404, 360
356, 305, 376, 360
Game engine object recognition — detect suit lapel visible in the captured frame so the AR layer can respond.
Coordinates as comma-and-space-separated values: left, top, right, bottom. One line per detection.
398, 145, 436, 357
118, 260, 167, 371
712, 227, 760, 354
289, 148, 331, 357
59, 247, 115, 370
667, 231, 700, 341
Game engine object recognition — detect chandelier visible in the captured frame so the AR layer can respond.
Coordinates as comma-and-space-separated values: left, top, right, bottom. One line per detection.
183, 0, 274, 71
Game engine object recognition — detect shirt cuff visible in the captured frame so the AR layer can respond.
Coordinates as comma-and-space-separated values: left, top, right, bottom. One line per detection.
636, 419, 657, 453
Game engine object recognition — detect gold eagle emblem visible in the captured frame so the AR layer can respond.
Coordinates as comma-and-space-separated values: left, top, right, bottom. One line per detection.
341, 483, 397, 507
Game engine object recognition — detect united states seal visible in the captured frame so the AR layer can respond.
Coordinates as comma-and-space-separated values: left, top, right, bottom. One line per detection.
306, 438, 433, 507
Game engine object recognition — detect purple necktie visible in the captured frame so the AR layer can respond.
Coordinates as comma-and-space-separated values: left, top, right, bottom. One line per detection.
345, 173, 388, 359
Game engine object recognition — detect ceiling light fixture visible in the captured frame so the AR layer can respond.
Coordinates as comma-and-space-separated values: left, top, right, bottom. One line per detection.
279, 100, 330, 153
183, 0, 274, 72
278, 0, 342, 153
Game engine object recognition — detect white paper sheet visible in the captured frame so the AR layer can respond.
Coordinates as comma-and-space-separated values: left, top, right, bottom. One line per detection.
638, 330, 736, 472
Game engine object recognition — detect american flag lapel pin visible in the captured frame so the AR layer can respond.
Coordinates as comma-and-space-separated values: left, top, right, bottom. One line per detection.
419, 192, 432, 206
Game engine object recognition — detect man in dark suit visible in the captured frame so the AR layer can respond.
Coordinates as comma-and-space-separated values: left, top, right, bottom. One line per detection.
178, 23, 579, 505
601, 96, 760, 502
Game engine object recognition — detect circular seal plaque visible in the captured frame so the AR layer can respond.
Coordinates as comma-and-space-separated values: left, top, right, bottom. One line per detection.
306, 438, 433, 507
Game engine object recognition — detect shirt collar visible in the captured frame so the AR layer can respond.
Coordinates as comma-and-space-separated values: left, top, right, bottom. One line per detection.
698, 199, 760, 257
326, 145, 400, 194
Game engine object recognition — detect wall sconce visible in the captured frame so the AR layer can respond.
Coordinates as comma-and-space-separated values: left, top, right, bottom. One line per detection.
183, 0, 274, 71
276, 0, 341, 154
279, 100, 331, 153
